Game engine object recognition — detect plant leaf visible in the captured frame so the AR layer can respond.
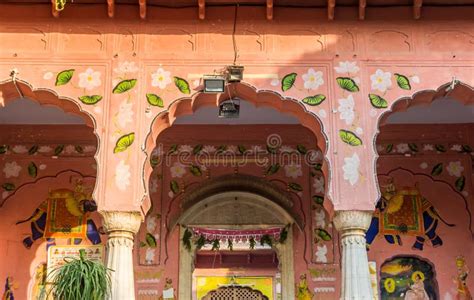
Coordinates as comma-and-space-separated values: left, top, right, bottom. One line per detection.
431, 163, 443, 176
146, 93, 164, 107
281, 73, 297, 92
288, 182, 303, 192
369, 94, 388, 109
78, 95, 102, 105
54, 145, 64, 156
174, 77, 191, 94
55, 69, 74, 86
315, 228, 332, 241
28, 162, 38, 178
2, 183, 15, 191
395, 73, 411, 90
336, 77, 359, 92
146, 233, 157, 248
113, 79, 137, 94
302, 94, 326, 106
190, 165, 202, 176
455, 176, 465, 192
113, 133, 135, 153
339, 130, 363, 146
170, 180, 179, 194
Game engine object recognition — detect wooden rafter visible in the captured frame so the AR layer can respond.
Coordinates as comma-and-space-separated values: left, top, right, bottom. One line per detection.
51, 0, 59, 18
413, 0, 422, 19
139, 0, 146, 19
198, 0, 205, 20
359, 0, 366, 20
328, 0, 336, 20
266, 0, 273, 20
107, 0, 114, 18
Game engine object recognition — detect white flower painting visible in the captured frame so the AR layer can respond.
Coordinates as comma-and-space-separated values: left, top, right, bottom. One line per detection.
284, 164, 302, 179
146, 215, 158, 233
370, 69, 392, 92
3, 161, 22, 178
447, 161, 464, 177
151, 68, 172, 89
114, 61, 139, 74
315, 245, 328, 263
115, 160, 131, 191
78, 68, 102, 91
342, 153, 360, 186
11, 145, 28, 154
43, 72, 54, 80
170, 162, 186, 178
145, 248, 155, 264
396, 143, 410, 154
334, 61, 359, 74
117, 100, 134, 129
302, 68, 324, 90
313, 177, 325, 194
337, 95, 355, 125
314, 209, 326, 228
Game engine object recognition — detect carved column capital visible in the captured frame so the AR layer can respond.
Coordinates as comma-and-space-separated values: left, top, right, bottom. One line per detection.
101, 211, 142, 236
333, 210, 372, 238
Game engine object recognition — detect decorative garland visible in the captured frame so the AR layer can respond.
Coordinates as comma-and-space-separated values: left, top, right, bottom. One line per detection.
182, 225, 290, 251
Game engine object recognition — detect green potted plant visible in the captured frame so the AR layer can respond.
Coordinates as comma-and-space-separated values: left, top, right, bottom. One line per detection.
48, 249, 111, 300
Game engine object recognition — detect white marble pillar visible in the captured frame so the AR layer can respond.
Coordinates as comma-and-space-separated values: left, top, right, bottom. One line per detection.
101, 211, 142, 300
333, 210, 373, 300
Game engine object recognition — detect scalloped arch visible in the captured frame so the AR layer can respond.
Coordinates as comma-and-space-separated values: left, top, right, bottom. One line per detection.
142, 81, 331, 215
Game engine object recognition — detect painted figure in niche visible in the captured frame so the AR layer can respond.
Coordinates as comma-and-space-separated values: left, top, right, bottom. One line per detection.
2, 277, 17, 300
454, 256, 472, 300
16, 180, 102, 249
296, 274, 313, 300
160, 278, 175, 300
380, 256, 438, 299
30, 263, 47, 300
366, 179, 454, 250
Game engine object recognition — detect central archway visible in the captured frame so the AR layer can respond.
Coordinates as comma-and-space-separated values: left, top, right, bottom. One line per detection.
176, 176, 297, 299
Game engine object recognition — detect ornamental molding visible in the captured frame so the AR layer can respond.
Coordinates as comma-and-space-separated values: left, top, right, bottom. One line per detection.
333, 210, 372, 233
101, 211, 142, 235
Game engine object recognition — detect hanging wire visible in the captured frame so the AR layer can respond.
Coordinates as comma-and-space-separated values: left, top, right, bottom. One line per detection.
232, 4, 239, 65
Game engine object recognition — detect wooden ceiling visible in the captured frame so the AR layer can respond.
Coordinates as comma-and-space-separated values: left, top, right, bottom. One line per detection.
3, 0, 474, 19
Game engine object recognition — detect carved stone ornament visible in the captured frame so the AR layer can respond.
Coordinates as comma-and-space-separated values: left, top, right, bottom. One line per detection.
100, 211, 142, 235
333, 210, 372, 234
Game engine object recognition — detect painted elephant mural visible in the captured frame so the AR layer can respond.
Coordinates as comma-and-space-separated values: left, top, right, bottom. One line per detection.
366, 182, 455, 250
16, 187, 101, 249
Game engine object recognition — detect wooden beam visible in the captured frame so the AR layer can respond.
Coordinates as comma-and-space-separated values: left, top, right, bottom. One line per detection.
107, 0, 114, 18
328, 0, 335, 20
198, 0, 205, 20
51, 0, 59, 18
413, 0, 422, 19
359, 0, 366, 20
139, 0, 146, 19
266, 0, 273, 20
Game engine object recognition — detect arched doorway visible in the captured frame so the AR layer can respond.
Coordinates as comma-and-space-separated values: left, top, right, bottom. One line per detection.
176, 184, 296, 300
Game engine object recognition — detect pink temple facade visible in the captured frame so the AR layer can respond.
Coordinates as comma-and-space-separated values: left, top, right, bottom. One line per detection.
0, 1, 473, 299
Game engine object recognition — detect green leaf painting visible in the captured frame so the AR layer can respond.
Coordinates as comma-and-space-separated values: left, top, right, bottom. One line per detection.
78, 95, 103, 105
435, 144, 446, 152
0, 145, 7, 154
281, 73, 297, 92
312, 195, 324, 206
288, 182, 303, 192
145, 233, 157, 248
28, 145, 38, 155
339, 130, 363, 146
170, 180, 180, 194
54, 145, 64, 156
75, 145, 84, 153
431, 163, 443, 176
369, 94, 388, 109
315, 228, 332, 241
313, 163, 322, 172
386, 144, 393, 153
190, 165, 202, 176
266, 145, 277, 154
302, 95, 326, 106
455, 176, 465, 192
174, 77, 191, 94
461, 145, 472, 153
408, 143, 418, 152
113, 132, 135, 153
113, 79, 137, 94
146, 93, 164, 107
395, 73, 411, 90
238, 145, 247, 154
28, 162, 37, 178
55, 69, 74, 86
193, 144, 203, 155
265, 164, 280, 176
336, 77, 359, 92
297, 144, 307, 154
2, 183, 15, 191
168, 144, 178, 155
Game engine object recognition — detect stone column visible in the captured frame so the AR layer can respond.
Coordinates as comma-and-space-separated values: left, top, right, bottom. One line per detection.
333, 210, 373, 300
101, 211, 142, 300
